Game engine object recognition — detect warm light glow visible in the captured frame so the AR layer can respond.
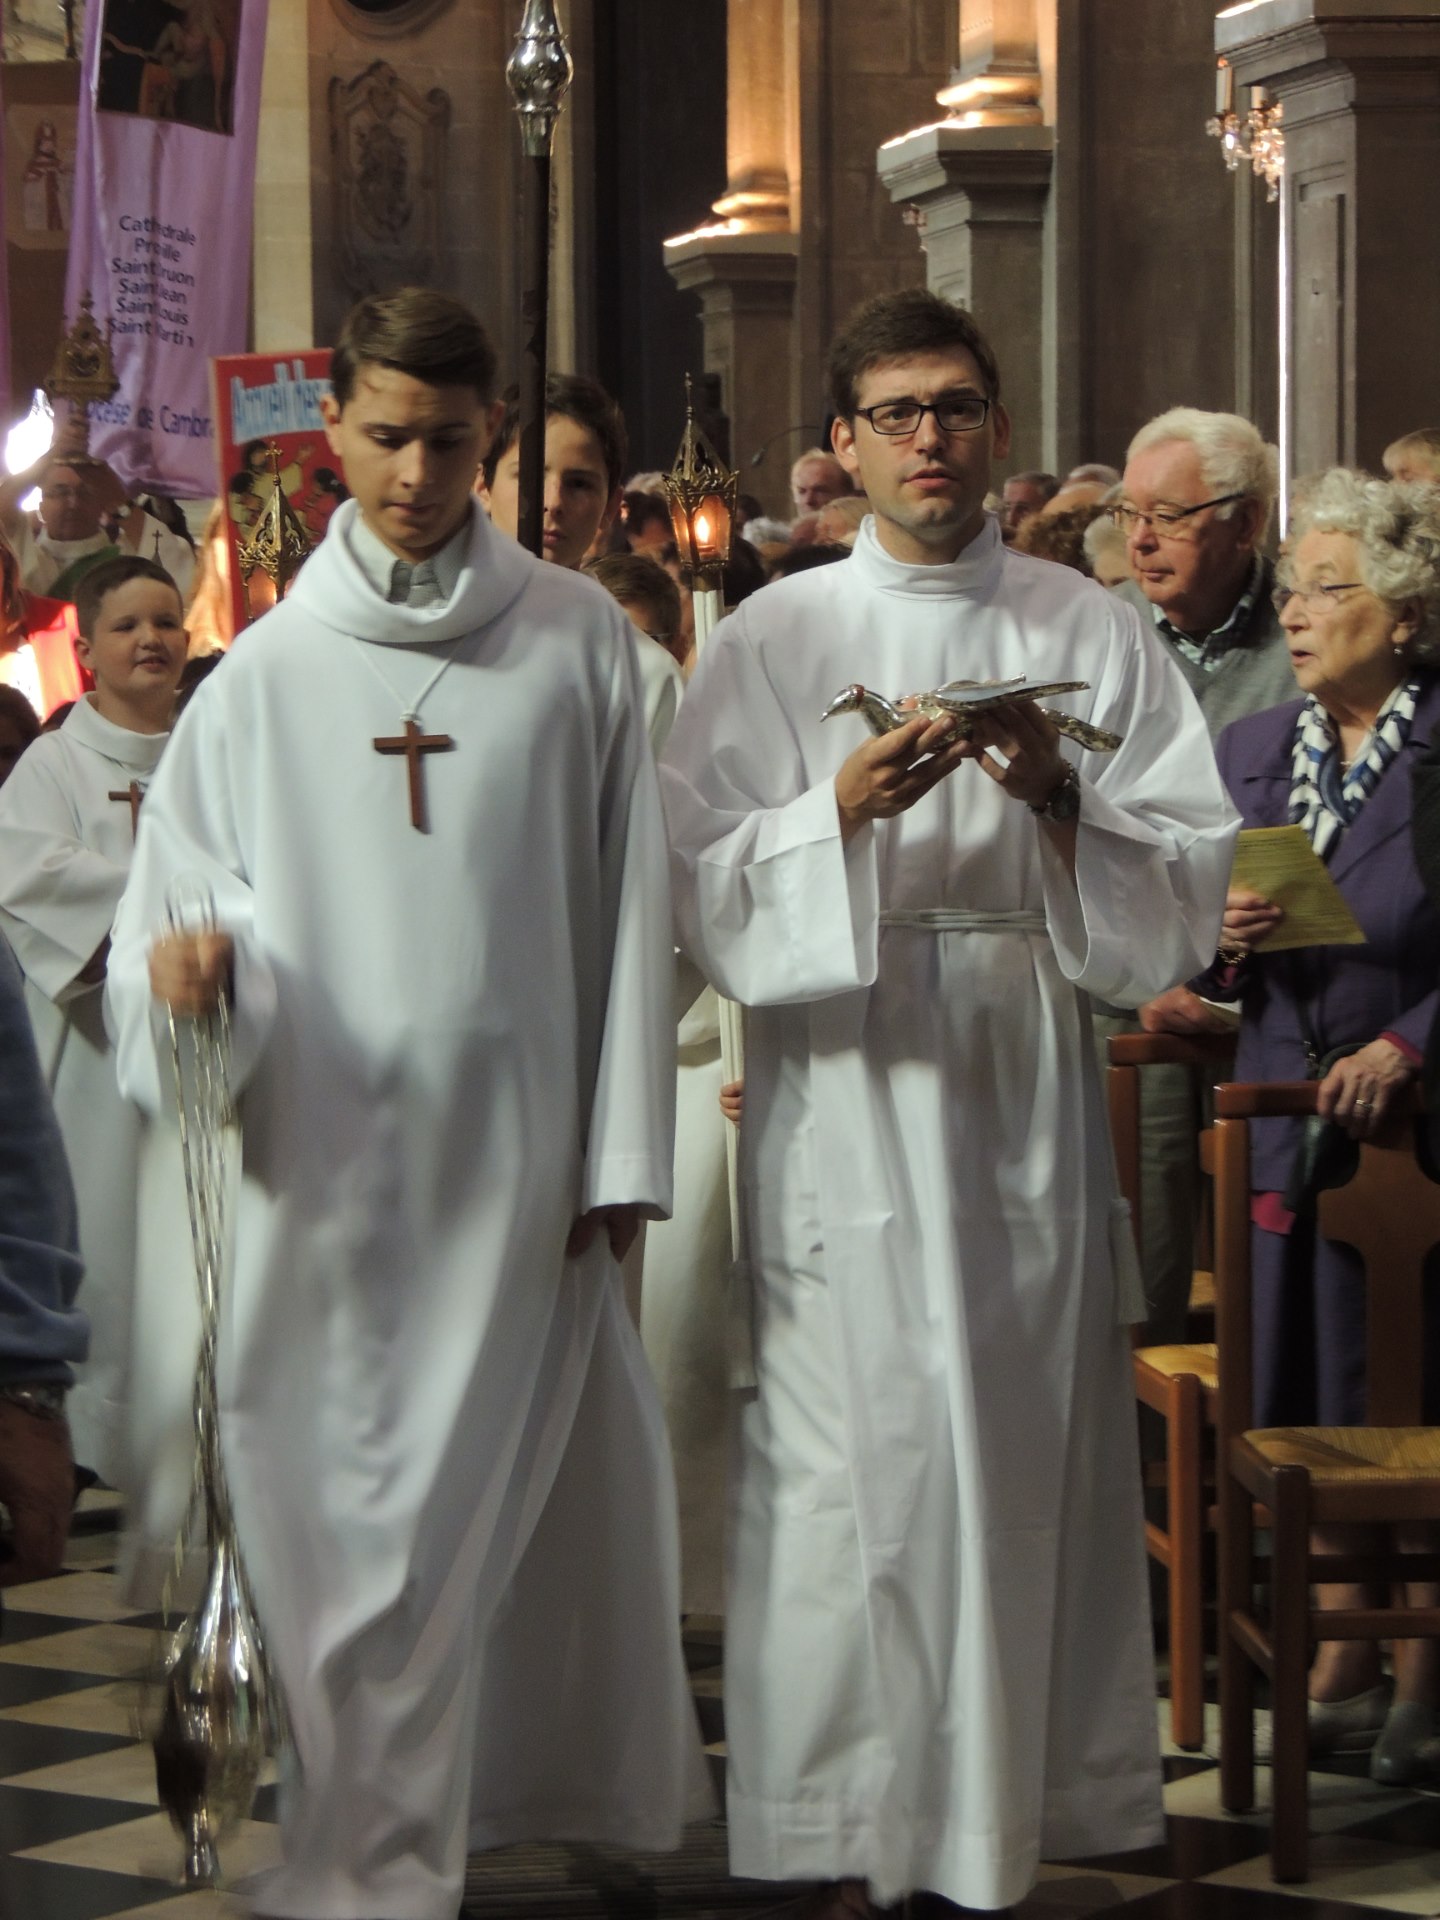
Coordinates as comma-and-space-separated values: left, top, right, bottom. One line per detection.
6, 389, 53, 512
695, 509, 713, 548
880, 119, 958, 150
663, 218, 743, 249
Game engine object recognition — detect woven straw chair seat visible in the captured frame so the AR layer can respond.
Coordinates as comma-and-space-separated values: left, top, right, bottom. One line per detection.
1135, 1343, 1218, 1389
1241, 1426, 1440, 1484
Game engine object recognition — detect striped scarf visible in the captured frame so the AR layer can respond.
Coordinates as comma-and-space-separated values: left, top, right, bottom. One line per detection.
1288, 679, 1421, 862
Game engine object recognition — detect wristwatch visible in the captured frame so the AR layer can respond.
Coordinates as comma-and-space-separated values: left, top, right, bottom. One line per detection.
1028, 763, 1081, 823
0, 1382, 66, 1420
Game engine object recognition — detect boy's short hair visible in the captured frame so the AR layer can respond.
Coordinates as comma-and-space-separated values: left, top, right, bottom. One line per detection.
828, 287, 1002, 420
481, 373, 628, 493
330, 288, 497, 410
583, 552, 681, 640
74, 556, 182, 641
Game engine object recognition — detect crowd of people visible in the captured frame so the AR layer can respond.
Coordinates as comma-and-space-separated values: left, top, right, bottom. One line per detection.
0, 279, 1438, 1920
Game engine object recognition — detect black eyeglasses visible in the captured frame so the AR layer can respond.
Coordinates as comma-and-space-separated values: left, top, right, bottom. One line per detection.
857, 397, 992, 437
1107, 493, 1245, 538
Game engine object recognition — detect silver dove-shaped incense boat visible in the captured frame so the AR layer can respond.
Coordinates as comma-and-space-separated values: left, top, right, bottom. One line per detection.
821, 676, 1124, 753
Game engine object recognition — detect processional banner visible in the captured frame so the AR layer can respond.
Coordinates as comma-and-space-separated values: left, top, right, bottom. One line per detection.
64, 0, 269, 498
211, 347, 341, 633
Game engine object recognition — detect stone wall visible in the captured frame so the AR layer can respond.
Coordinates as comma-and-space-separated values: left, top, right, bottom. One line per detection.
1050, 0, 1271, 471
303, 0, 518, 363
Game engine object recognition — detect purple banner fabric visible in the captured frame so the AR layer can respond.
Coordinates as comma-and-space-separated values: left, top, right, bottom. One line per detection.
64, 0, 269, 499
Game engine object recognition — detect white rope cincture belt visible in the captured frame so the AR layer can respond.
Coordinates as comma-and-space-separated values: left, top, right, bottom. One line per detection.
878, 908, 1049, 934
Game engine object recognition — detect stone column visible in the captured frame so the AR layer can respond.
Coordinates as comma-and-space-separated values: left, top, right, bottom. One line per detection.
664, 0, 799, 515
877, 0, 1053, 474
1218, 0, 1440, 478
947, 0, 1047, 121
664, 231, 800, 515
253, 5, 314, 351
714, 0, 792, 232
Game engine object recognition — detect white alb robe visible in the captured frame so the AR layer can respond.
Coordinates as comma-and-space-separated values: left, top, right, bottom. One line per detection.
0, 696, 167, 1481
106, 500, 706, 1920
638, 954, 730, 1615
14, 515, 196, 601
633, 628, 685, 755
659, 515, 1239, 1910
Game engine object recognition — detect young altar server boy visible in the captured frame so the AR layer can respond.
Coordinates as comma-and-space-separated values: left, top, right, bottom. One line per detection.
0, 555, 185, 1485
106, 288, 704, 1920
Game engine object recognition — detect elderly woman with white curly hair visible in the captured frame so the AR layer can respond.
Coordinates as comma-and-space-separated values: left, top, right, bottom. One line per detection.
1150, 469, 1440, 1777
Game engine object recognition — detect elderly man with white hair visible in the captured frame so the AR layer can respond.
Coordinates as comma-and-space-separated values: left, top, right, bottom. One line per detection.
1112, 406, 1296, 737
1100, 409, 1297, 1345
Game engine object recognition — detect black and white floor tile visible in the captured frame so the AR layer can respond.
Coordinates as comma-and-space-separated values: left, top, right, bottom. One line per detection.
4, 1496, 1440, 1918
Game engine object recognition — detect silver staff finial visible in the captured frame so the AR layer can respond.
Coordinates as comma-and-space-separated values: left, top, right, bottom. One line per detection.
506, 0, 575, 160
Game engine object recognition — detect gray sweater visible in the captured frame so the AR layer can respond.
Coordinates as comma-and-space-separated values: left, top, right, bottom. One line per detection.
1114, 560, 1298, 739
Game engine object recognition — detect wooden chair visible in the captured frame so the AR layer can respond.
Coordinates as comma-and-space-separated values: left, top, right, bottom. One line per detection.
1215, 1081, 1440, 1882
1109, 1031, 1236, 1750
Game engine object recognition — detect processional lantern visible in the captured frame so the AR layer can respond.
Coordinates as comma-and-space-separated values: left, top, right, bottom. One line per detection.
663, 374, 746, 1258
662, 373, 740, 598
236, 444, 313, 622
505, 0, 574, 558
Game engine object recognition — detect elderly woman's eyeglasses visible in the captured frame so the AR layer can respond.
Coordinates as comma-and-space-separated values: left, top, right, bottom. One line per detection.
1272, 581, 1364, 615
1107, 493, 1245, 539
857, 397, 991, 436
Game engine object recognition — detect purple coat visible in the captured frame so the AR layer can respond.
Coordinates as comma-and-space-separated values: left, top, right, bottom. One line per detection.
1214, 675, 1440, 1190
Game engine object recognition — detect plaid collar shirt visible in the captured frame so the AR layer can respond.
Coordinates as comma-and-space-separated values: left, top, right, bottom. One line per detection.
1151, 555, 1267, 672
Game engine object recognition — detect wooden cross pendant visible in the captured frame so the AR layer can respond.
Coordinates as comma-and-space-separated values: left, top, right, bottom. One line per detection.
373, 718, 455, 832
108, 781, 144, 837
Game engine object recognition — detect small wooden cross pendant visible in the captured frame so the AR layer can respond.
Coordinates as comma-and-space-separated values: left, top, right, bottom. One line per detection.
373, 718, 455, 832
108, 781, 143, 837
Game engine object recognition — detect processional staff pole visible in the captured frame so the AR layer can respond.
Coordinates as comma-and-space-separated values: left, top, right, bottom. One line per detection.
663, 378, 746, 1260
505, 0, 573, 559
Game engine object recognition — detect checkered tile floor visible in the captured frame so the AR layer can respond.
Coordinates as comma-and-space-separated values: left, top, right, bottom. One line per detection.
5, 1495, 1440, 1918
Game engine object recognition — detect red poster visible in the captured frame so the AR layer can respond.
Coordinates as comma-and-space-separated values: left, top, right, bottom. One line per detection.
210, 348, 343, 633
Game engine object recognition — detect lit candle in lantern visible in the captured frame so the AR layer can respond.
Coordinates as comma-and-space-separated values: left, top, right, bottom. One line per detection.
695, 496, 727, 563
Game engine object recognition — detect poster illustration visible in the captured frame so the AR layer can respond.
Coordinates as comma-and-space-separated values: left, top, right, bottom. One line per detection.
211, 348, 344, 631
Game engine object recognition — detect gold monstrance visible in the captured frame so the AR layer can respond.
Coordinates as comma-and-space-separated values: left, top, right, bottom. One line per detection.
235, 445, 314, 622
44, 293, 120, 454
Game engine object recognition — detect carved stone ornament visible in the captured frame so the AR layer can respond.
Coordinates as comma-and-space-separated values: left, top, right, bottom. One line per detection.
328, 60, 450, 299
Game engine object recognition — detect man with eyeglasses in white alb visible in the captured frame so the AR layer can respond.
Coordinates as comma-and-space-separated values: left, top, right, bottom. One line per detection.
660, 290, 1237, 1920
1099, 409, 1296, 1344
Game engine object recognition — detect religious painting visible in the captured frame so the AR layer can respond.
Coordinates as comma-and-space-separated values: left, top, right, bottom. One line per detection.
4, 106, 78, 251
211, 348, 343, 634
96, 0, 244, 138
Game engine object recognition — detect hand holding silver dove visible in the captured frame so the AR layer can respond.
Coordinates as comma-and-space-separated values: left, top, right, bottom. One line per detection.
822, 676, 1123, 753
